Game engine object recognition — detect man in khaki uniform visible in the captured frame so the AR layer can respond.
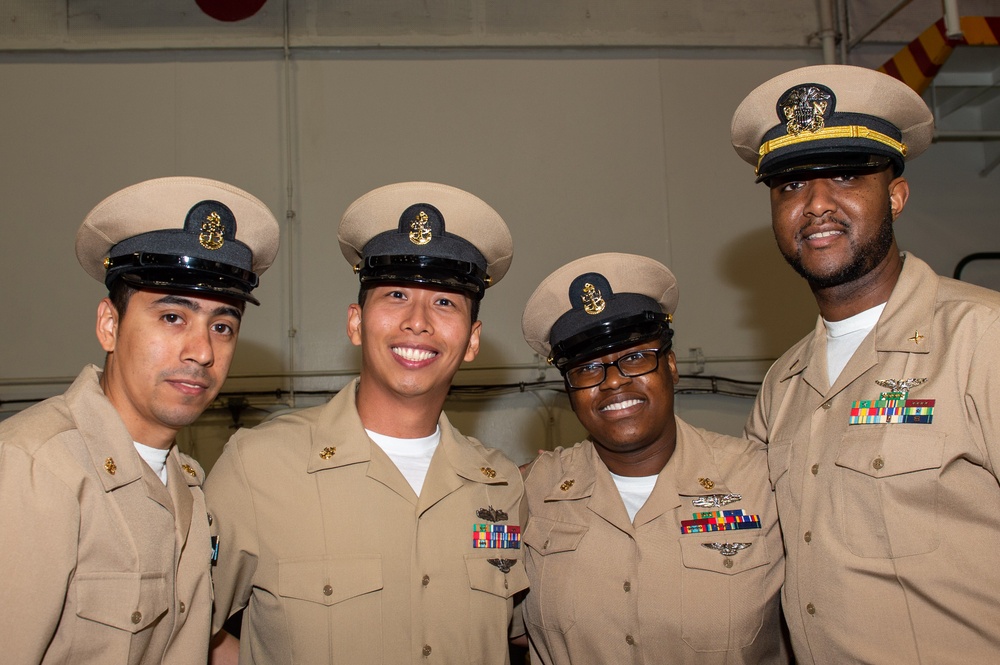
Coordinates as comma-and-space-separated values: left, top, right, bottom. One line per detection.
732, 65, 1000, 662
520, 253, 787, 664
206, 182, 527, 664
0, 177, 279, 664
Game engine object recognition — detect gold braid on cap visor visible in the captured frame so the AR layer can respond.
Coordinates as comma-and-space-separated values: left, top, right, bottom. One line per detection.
756, 125, 908, 173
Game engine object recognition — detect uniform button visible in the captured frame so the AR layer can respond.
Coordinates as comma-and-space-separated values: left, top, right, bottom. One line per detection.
207, 513, 213, 526
822, 401, 832, 410
323, 585, 333, 596
625, 634, 635, 646
131, 611, 142, 624
422, 645, 432, 657
806, 603, 816, 615
804, 531, 812, 543
723, 558, 734, 569
422, 575, 430, 587
543, 539, 550, 549
811, 464, 819, 475
623, 581, 631, 592
872, 456, 885, 470
179, 601, 186, 613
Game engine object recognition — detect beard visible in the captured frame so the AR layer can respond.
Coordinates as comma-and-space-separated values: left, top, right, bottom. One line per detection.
782, 201, 895, 290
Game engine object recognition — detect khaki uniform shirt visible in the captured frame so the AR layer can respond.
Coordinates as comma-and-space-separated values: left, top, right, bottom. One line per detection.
205, 378, 528, 664
0, 365, 213, 665
745, 253, 1000, 662
522, 417, 787, 665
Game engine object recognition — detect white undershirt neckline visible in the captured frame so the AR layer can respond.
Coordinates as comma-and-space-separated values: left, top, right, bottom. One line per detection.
824, 302, 886, 386
367, 426, 441, 496
609, 471, 659, 522
133, 441, 169, 485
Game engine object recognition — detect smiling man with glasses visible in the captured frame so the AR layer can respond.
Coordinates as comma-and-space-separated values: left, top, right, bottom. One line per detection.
518, 252, 788, 665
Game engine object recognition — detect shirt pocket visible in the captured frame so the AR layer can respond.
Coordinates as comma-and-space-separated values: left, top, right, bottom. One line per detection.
277, 555, 383, 606
75, 572, 169, 663
76, 571, 169, 632
679, 534, 770, 652
520, 518, 588, 636
277, 556, 384, 664
464, 553, 530, 664
465, 553, 529, 599
835, 428, 944, 558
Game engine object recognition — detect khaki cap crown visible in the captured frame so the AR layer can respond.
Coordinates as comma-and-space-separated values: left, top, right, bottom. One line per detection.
76, 176, 279, 305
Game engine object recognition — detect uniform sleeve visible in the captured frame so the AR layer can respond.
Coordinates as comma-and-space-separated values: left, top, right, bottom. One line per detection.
967, 316, 1000, 477
0, 443, 79, 662
204, 435, 260, 635
744, 365, 777, 447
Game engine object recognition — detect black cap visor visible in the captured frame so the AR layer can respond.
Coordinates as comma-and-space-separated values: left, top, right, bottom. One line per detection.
551, 312, 673, 371
758, 152, 897, 184
359, 255, 489, 299
107, 252, 261, 305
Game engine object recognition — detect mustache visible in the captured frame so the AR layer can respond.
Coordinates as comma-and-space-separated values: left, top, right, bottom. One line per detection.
159, 368, 213, 386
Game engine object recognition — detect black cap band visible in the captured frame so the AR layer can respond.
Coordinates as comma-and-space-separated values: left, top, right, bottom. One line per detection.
106, 252, 261, 305
550, 311, 673, 370
359, 254, 489, 298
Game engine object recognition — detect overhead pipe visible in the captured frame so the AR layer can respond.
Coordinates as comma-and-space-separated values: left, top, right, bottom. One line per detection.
818, 0, 838, 63
943, 0, 963, 38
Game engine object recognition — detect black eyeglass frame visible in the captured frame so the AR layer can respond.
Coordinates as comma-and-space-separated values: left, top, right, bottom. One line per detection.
564, 346, 668, 390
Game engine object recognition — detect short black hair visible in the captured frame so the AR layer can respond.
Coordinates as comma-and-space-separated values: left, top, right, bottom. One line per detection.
107, 279, 247, 321
108, 279, 138, 320
358, 284, 480, 323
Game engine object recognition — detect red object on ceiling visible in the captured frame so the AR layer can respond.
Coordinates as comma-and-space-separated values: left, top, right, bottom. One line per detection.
195, 0, 268, 22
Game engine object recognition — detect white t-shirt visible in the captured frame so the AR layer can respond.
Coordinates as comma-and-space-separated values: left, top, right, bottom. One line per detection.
609, 471, 659, 522
134, 441, 169, 485
367, 426, 440, 496
825, 303, 886, 386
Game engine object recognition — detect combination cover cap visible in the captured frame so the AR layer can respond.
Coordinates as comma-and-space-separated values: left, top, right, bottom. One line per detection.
76, 176, 279, 305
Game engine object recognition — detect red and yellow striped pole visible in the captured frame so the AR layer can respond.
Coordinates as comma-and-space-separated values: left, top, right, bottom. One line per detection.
879, 16, 1000, 94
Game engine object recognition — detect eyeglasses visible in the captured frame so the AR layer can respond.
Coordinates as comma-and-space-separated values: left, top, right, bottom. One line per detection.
564, 348, 665, 389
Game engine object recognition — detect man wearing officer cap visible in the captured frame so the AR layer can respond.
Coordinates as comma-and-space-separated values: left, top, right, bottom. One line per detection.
733, 64, 1000, 662
205, 182, 526, 664
520, 253, 787, 664
0, 176, 279, 663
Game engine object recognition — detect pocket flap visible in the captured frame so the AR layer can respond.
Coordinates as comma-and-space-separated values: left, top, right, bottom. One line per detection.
836, 429, 944, 478
522, 518, 587, 555
278, 556, 383, 606
680, 536, 769, 575
465, 554, 529, 598
76, 572, 168, 632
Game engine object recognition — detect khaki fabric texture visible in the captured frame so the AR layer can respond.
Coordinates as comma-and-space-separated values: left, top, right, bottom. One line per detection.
0, 366, 213, 665
205, 379, 527, 664
522, 418, 788, 665
745, 253, 1000, 662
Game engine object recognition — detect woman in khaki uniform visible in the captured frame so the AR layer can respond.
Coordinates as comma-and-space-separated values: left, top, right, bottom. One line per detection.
519, 253, 788, 665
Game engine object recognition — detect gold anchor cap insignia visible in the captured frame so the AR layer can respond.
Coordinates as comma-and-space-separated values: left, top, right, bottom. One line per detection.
560, 479, 575, 491
581, 282, 606, 315
182, 464, 197, 477
198, 211, 225, 250
780, 84, 832, 136
319, 447, 337, 460
104, 457, 117, 475
408, 210, 432, 246
480, 467, 497, 479
698, 477, 715, 490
